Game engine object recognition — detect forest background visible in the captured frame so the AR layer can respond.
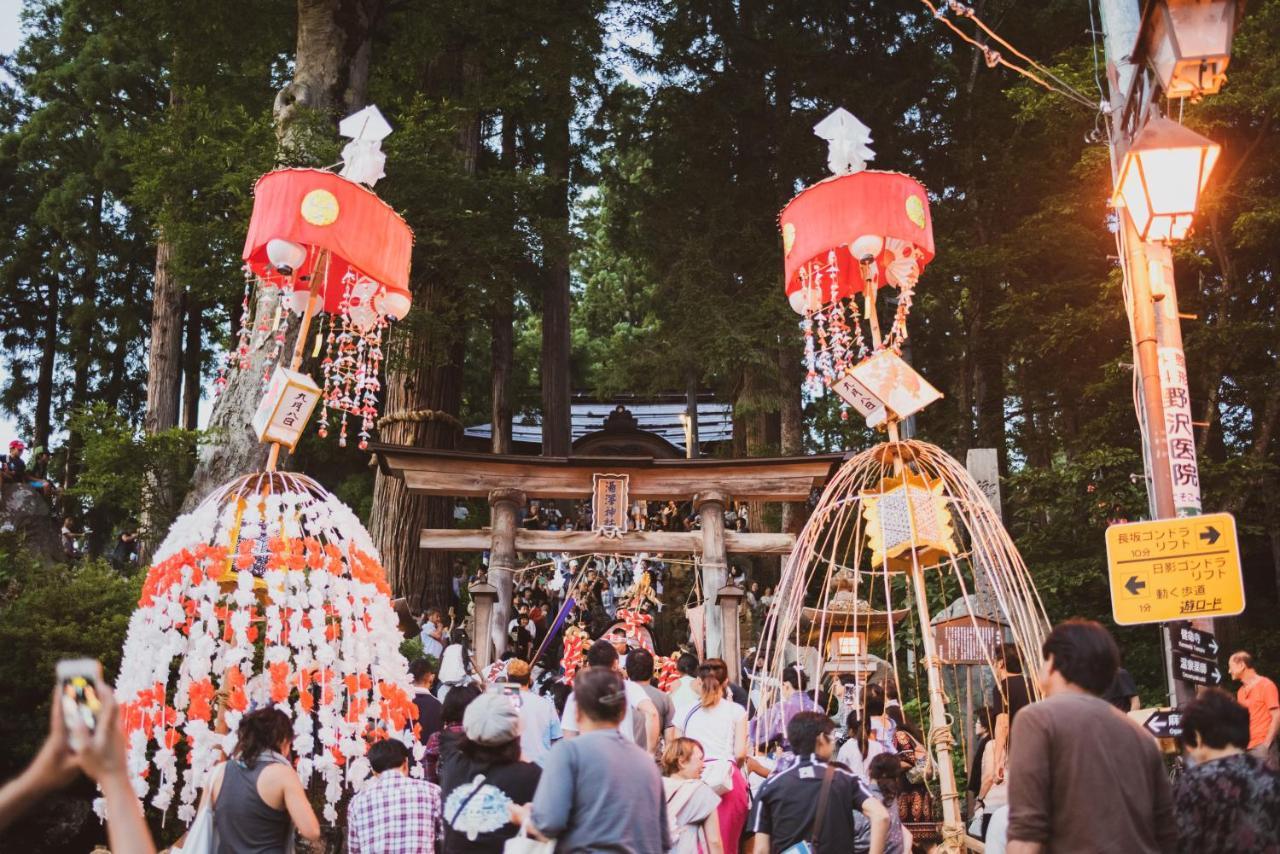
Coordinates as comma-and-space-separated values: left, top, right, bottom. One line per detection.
0, 0, 1278, 849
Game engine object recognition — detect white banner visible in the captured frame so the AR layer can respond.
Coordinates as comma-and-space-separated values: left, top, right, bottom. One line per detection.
1158, 346, 1202, 514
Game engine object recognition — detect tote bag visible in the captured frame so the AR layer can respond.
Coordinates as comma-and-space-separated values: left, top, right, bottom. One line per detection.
504, 825, 555, 854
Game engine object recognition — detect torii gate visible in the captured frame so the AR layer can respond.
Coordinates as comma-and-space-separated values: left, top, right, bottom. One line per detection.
372, 444, 840, 679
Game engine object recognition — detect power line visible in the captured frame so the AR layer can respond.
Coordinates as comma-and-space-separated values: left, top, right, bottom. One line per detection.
921, 0, 1102, 113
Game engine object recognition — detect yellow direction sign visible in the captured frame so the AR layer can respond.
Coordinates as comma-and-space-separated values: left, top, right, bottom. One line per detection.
1105, 513, 1244, 626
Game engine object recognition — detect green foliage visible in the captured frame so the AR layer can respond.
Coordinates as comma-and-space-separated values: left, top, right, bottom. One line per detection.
399, 636, 425, 663
0, 540, 140, 779
65, 403, 198, 544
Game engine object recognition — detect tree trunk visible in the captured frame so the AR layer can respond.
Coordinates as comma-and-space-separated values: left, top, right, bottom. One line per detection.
739, 366, 772, 535
491, 114, 517, 455
369, 46, 478, 610
778, 340, 806, 534
686, 372, 700, 459
274, 0, 380, 152
491, 281, 514, 455
144, 235, 184, 435
185, 0, 377, 510
974, 332, 1006, 465
369, 308, 466, 611
34, 270, 58, 451
539, 40, 572, 458
182, 295, 202, 431
64, 191, 104, 492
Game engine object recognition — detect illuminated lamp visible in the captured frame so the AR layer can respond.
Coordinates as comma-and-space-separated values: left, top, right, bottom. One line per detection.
1115, 116, 1220, 243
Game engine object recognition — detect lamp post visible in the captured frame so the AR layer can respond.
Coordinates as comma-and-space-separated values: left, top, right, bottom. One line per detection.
1100, 0, 1237, 705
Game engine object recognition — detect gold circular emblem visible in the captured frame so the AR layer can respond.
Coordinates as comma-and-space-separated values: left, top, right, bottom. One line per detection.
300, 189, 340, 226
782, 222, 796, 256
905, 195, 926, 229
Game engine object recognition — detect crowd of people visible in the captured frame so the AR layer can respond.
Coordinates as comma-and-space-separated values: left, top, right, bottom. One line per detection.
2, 615, 1278, 853
0, 439, 56, 498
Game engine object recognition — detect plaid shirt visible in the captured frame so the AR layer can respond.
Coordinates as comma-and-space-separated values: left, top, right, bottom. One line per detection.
347, 770, 442, 854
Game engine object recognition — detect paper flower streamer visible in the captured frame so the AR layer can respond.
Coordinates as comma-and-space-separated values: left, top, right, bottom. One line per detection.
114, 472, 419, 825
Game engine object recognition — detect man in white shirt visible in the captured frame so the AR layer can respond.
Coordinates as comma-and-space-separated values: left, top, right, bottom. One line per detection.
561, 640, 659, 753
608, 627, 630, 670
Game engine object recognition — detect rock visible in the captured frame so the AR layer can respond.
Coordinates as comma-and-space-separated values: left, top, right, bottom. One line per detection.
0, 483, 63, 563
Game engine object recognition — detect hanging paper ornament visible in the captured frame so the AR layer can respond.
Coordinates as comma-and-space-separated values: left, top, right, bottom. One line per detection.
114, 472, 420, 826
218, 151, 414, 449
780, 110, 935, 396
860, 469, 958, 572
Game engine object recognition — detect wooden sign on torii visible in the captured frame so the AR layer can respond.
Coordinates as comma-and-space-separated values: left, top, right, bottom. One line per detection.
372, 445, 842, 676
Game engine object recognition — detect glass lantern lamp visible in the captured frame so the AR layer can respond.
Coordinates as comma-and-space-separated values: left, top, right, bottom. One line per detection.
1115, 116, 1221, 242
1139, 0, 1244, 99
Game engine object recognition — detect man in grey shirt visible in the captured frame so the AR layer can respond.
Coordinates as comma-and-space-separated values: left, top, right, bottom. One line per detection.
516, 667, 670, 853
627, 648, 675, 754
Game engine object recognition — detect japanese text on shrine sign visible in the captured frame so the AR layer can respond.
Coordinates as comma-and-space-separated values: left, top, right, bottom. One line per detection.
591, 473, 630, 534
1105, 513, 1244, 626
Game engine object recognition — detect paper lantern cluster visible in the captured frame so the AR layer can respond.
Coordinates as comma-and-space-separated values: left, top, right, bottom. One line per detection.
114, 472, 419, 824
781, 170, 934, 401
217, 167, 415, 449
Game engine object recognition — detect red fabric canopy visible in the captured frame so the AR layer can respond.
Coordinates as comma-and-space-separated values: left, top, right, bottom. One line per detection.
779, 171, 934, 308
242, 168, 414, 313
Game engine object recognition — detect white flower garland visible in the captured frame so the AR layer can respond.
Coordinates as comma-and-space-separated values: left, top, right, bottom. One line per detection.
114, 472, 419, 826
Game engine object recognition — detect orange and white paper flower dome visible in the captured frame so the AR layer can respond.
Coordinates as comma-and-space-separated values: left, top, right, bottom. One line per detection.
114, 472, 419, 824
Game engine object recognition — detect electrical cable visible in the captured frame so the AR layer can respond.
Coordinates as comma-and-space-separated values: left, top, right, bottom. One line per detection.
920, 0, 1101, 112
956, 0, 1101, 106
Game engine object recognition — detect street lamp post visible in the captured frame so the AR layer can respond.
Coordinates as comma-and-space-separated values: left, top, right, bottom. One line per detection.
1115, 117, 1222, 242
1099, 0, 1239, 705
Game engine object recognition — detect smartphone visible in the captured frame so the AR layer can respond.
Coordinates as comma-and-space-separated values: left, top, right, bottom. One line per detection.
56, 658, 104, 750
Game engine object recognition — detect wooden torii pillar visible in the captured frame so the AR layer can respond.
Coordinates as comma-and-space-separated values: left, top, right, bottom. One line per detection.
484, 487, 525, 667
374, 445, 841, 675
695, 490, 730, 660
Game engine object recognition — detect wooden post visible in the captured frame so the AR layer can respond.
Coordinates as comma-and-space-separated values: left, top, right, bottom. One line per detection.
265, 250, 327, 473
717, 584, 746, 683
694, 490, 729, 659
487, 488, 525, 662
910, 552, 964, 850
469, 581, 499, 670
964, 666, 974, 818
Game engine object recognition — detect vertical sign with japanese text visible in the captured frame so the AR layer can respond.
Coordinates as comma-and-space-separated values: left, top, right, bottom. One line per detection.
252, 367, 322, 451
1158, 346, 1201, 514
591, 473, 630, 535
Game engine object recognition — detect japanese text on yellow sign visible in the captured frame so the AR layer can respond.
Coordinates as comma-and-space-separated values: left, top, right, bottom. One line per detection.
1105, 513, 1244, 626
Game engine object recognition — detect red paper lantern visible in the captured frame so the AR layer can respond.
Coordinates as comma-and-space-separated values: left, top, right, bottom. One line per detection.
242, 168, 413, 316
779, 170, 934, 314
221, 168, 416, 450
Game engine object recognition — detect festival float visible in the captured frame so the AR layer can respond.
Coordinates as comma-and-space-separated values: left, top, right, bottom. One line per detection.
114, 106, 419, 825
755, 109, 1052, 851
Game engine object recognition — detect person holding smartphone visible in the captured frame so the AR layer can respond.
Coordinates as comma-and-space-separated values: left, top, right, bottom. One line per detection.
0, 661, 157, 854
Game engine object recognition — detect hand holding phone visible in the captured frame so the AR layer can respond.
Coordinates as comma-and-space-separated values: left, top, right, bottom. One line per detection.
56, 658, 104, 752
